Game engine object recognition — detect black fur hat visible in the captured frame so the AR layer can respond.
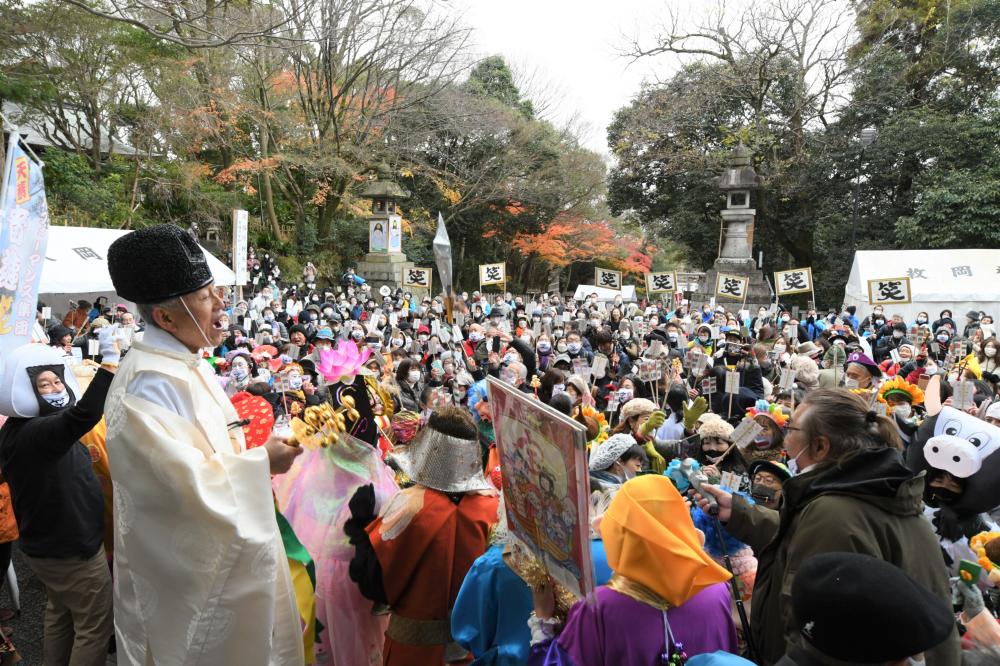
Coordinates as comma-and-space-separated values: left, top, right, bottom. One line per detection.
108, 224, 213, 303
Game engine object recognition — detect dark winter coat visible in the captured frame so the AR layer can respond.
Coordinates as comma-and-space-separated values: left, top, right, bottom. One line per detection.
726, 447, 960, 666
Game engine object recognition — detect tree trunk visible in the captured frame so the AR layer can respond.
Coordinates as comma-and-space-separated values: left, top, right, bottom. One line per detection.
258, 128, 282, 239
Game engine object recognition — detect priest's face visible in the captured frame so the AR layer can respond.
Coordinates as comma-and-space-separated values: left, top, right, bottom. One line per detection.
158, 285, 227, 352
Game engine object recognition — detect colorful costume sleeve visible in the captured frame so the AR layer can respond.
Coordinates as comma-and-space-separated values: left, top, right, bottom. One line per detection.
451, 544, 533, 665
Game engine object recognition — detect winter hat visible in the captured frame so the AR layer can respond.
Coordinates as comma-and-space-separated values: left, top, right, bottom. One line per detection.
791, 552, 953, 663
789, 354, 820, 388
108, 224, 214, 303
794, 341, 822, 359
697, 418, 734, 442
589, 433, 637, 471
846, 351, 881, 377
619, 397, 657, 425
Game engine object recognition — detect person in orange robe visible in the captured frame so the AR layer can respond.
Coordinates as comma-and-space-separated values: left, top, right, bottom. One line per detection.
347, 406, 498, 665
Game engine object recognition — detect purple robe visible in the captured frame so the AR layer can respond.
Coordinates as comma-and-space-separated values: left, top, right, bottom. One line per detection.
529, 583, 737, 665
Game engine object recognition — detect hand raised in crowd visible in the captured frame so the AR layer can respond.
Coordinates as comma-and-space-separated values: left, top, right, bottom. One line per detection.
265, 434, 303, 475
690, 483, 734, 523
639, 410, 666, 436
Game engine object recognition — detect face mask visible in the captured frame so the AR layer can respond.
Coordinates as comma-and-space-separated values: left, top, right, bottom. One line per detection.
418, 334, 428, 342
503, 353, 519, 365
668, 332, 679, 342
552, 383, 565, 396
987, 347, 997, 358
875, 319, 884, 326
917, 317, 927, 324
750, 484, 777, 505
893, 403, 912, 419
786, 444, 807, 476
617, 463, 636, 481
703, 450, 726, 464
844, 378, 859, 389
407, 370, 421, 384
469, 332, 484, 343
42, 390, 70, 408
453, 389, 466, 402
621, 332, 631, 340
351, 330, 364, 340
924, 485, 961, 508
369, 341, 382, 352
230, 366, 249, 382
542, 316, 552, 324
617, 389, 633, 402
698, 337, 710, 345
892, 330, 904, 339
263, 314, 274, 322
557, 342, 568, 353
537, 342, 551, 353
567, 342, 582, 354
936, 334, 949, 343
391, 338, 403, 347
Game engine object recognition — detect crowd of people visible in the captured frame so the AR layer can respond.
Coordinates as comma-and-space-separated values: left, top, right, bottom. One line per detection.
3, 227, 1000, 665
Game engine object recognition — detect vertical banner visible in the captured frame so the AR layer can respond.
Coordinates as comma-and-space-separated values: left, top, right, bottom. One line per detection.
0, 133, 49, 356
487, 377, 594, 598
232, 209, 249, 286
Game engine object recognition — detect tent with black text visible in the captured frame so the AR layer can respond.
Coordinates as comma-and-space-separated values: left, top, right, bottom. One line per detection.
843, 249, 1000, 323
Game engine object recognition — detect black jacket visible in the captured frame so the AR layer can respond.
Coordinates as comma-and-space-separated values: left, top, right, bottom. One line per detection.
0, 368, 112, 559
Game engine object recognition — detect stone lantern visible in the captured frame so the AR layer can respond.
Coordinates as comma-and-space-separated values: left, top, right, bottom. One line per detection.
355, 167, 419, 292
689, 144, 772, 312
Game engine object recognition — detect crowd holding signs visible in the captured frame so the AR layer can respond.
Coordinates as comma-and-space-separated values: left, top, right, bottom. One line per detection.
2, 151, 1000, 666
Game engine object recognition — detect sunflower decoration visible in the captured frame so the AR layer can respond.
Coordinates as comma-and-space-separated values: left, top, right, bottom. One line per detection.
970, 531, 1000, 585
877, 376, 924, 406
580, 404, 609, 448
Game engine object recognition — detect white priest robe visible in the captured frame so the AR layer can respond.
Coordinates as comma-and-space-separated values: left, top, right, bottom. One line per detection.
106, 325, 304, 665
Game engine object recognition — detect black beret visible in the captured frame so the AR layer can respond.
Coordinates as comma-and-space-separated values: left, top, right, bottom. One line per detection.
47, 324, 72, 341
108, 224, 213, 303
792, 552, 953, 663
288, 324, 308, 338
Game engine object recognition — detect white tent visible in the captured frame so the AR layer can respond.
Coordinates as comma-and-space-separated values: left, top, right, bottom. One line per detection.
572, 284, 638, 302
843, 249, 1000, 322
38, 225, 235, 314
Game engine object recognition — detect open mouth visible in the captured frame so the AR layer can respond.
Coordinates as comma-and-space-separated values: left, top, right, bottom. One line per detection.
212, 315, 227, 332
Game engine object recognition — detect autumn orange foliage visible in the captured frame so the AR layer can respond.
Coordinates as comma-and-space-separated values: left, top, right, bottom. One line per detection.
511, 213, 652, 275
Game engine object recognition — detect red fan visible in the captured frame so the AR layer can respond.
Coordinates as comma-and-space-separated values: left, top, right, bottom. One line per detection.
230, 391, 275, 449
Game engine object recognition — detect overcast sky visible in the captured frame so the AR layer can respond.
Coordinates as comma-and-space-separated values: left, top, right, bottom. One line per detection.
458, 0, 680, 157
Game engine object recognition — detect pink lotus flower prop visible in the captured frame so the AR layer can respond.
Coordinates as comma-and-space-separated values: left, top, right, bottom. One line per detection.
317, 341, 372, 385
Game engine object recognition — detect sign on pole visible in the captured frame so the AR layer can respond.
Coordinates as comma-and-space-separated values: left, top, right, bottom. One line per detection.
479, 262, 506, 286
716, 274, 748, 300
774, 267, 812, 296
487, 377, 593, 599
595, 267, 622, 290
401, 266, 432, 289
0, 131, 49, 357
867, 277, 912, 305
232, 209, 249, 286
646, 271, 677, 294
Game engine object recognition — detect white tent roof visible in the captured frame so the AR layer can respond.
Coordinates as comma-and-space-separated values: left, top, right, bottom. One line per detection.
572, 284, 637, 302
40, 225, 235, 295
843, 249, 1000, 320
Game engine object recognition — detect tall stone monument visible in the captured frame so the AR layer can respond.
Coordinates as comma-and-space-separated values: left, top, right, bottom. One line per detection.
355, 169, 418, 292
691, 144, 772, 312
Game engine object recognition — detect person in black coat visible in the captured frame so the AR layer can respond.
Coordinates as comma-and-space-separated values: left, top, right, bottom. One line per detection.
0, 342, 118, 664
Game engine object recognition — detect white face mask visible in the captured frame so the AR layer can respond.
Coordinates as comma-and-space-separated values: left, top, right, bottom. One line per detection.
893, 404, 912, 419
407, 370, 421, 384
844, 378, 860, 389
987, 347, 998, 358
42, 390, 70, 408
786, 443, 807, 476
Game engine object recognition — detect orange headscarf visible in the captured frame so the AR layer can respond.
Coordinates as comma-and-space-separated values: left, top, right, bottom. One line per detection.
601, 475, 731, 607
